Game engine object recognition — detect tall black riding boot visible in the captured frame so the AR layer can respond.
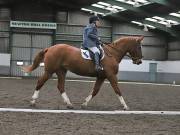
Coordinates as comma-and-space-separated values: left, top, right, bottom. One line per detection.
94, 53, 103, 72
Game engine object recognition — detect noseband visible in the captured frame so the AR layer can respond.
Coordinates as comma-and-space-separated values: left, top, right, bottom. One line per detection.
125, 53, 142, 61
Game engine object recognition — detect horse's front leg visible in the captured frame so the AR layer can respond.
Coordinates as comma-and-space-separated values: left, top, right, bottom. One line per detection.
107, 74, 129, 110
82, 77, 105, 107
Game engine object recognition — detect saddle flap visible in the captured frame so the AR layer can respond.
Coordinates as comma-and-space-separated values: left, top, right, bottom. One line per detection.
80, 48, 105, 60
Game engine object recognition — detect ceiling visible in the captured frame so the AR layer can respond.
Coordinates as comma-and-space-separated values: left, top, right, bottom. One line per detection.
80, 0, 180, 38
0, 0, 100, 9
0, 0, 180, 38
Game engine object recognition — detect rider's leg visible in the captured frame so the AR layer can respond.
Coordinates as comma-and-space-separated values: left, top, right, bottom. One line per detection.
88, 47, 103, 71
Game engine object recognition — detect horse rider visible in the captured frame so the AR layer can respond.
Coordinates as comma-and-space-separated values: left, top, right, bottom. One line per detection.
82, 15, 103, 72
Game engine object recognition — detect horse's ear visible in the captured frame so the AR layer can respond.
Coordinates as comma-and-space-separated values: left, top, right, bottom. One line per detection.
137, 36, 144, 42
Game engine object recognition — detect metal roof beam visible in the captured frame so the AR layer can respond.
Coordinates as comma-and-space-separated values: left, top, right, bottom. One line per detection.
84, 1, 180, 23
148, 0, 179, 9
109, 13, 180, 38
83, 1, 180, 37
109, 13, 133, 22
104, 0, 180, 22
142, 20, 180, 38
85, 6, 110, 14
104, 0, 143, 13
163, 15, 180, 23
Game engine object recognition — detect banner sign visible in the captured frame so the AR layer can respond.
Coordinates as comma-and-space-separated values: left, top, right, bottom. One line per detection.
10, 21, 57, 29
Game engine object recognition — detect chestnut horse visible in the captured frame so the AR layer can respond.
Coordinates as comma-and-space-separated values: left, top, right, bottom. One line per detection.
23, 36, 143, 110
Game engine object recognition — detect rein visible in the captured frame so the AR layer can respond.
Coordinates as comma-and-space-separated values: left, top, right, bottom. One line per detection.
107, 42, 122, 54
102, 42, 139, 60
125, 54, 140, 60
102, 42, 123, 57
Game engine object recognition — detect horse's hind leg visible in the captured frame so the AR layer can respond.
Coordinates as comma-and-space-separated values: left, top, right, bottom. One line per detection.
82, 77, 105, 107
31, 71, 52, 105
56, 69, 73, 109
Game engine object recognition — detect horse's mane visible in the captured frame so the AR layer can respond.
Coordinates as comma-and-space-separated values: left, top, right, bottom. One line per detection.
114, 36, 137, 44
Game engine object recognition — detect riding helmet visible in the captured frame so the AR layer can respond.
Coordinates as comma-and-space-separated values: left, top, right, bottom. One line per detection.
89, 15, 100, 24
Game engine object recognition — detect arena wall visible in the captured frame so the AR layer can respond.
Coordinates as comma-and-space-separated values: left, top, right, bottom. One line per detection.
0, 3, 179, 84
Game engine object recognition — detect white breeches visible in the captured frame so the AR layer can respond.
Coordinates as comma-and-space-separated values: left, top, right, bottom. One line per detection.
88, 47, 100, 54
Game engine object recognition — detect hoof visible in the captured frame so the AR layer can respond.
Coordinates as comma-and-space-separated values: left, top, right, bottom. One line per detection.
30, 103, 36, 107
81, 102, 87, 109
67, 104, 74, 109
30, 100, 36, 107
81, 105, 86, 109
30, 100, 35, 104
123, 106, 129, 111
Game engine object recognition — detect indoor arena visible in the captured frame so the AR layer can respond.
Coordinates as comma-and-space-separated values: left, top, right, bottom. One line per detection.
0, 0, 180, 135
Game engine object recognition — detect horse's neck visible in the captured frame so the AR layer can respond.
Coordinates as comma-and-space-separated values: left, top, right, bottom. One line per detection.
108, 42, 128, 63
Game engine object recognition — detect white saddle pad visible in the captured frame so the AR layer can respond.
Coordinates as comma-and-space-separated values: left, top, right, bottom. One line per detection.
80, 49, 105, 60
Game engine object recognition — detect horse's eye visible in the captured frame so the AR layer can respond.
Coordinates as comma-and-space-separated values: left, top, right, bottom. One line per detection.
138, 46, 141, 49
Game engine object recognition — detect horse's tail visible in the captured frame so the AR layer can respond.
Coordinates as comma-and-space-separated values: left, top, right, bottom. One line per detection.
22, 48, 48, 73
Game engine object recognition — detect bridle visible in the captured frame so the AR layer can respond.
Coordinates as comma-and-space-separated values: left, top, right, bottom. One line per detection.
103, 42, 123, 57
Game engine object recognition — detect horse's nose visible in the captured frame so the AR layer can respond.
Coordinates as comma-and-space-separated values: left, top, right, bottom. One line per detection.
137, 60, 142, 65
